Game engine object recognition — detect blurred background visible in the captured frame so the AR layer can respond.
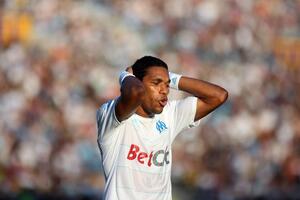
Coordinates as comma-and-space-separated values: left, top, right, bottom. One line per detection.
0, 0, 300, 199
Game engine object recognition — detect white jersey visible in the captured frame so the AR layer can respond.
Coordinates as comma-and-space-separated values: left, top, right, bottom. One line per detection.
96, 96, 200, 200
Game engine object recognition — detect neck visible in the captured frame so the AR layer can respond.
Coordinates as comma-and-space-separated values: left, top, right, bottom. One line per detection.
135, 106, 154, 118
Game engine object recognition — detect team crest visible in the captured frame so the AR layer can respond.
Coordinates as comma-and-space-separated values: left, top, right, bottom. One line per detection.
155, 120, 168, 134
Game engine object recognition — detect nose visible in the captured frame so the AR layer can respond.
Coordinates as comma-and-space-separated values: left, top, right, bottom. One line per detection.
160, 84, 169, 95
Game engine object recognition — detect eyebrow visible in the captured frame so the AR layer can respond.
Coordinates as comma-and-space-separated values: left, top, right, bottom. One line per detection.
152, 77, 170, 83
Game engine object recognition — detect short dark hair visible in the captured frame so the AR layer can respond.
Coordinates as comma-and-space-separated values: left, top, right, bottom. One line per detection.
132, 56, 168, 81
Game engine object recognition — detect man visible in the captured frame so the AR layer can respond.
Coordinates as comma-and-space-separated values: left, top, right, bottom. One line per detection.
96, 56, 228, 200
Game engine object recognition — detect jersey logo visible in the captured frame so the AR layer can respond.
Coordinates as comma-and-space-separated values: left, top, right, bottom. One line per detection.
127, 144, 170, 167
156, 120, 168, 134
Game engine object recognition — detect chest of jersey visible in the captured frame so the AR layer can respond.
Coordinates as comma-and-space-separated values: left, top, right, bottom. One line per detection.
118, 115, 172, 170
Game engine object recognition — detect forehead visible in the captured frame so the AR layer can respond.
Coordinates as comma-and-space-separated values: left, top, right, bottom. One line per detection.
144, 66, 169, 80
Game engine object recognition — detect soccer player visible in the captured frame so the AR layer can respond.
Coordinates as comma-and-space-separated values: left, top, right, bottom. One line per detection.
96, 56, 228, 200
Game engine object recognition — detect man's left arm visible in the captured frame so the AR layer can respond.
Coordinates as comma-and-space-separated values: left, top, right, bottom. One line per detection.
178, 76, 228, 121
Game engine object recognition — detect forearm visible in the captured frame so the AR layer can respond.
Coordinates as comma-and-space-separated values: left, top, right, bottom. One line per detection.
173, 74, 228, 120
178, 76, 228, 104
115, 71, 145, 122
121, 76, 145, 102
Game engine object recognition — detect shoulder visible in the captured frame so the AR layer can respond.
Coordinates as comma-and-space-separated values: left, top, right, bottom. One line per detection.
96, 98, 118, 120
99, 99, 116, 110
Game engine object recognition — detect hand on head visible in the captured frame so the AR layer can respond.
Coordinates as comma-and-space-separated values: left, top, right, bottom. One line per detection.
126, 66, 133, 74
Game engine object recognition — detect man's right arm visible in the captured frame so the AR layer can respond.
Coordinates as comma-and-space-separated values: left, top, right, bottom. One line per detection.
115, 67, 145, 122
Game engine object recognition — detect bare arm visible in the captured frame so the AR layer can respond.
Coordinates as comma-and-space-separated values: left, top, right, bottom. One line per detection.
178, 76, 228, 121
115, 67, 145, 122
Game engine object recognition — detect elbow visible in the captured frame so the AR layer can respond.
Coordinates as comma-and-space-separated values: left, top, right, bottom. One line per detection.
203, 88, 228, 108
217, 88, 228, 104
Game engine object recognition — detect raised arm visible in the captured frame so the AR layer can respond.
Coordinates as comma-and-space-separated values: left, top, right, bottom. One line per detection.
115, 67, 145, 122
178, 76, 228, 121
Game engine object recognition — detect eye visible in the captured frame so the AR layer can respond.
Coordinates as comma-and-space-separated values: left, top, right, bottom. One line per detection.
152, 81, 160, 85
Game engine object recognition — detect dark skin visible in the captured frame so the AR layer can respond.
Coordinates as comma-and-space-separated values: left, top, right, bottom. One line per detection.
115, 66, 228, 122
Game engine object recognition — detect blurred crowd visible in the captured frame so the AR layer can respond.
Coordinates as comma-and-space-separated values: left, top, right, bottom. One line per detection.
0, 0, 300, 199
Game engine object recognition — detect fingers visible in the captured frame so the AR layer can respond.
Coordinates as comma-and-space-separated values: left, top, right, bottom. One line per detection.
126, 66, 133, 74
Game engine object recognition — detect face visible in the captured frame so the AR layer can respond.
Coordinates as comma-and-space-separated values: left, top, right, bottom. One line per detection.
139, 66, 170, 117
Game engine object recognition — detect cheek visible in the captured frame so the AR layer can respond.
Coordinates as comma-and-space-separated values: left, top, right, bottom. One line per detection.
149, 93, 160, 105
143, 89, 158, 105
148, 87, 160, 99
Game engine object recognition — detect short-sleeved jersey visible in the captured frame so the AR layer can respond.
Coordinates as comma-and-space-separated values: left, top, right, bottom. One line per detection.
96, 96, 200, 200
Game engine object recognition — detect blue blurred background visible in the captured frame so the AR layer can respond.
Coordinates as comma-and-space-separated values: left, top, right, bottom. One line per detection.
0, 0, 300, 199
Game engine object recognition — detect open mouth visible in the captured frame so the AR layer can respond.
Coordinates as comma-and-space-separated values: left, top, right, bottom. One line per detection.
159, 98, 168, 107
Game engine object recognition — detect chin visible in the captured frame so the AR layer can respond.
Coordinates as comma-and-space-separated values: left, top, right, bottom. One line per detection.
153, 108, 164, 114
